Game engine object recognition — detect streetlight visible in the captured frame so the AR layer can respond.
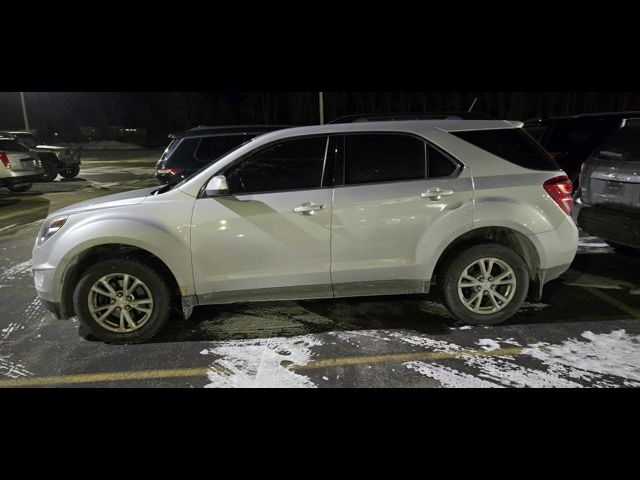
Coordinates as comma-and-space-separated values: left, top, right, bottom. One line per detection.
19, 92, 29, 131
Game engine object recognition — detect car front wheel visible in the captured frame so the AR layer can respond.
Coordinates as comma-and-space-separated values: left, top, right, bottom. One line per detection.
73, 258, 172, 344
442, 243, 529, 326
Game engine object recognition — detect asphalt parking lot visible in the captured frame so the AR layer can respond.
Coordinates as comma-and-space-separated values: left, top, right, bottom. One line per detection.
1, 150, 639, 388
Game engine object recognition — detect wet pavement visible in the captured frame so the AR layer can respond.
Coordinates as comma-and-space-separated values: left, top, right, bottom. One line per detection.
0, 151, 639, 387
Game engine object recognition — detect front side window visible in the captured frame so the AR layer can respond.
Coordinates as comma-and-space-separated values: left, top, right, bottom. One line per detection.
225, 136, 328, 194
343, 134, 426, 185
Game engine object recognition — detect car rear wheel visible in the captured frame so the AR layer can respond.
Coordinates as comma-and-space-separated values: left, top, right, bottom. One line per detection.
7, 183, 32, 193
73, 258, 172, 344
59, 164, 80, 178
442, 243, 529, 326
41, 160, 58, 181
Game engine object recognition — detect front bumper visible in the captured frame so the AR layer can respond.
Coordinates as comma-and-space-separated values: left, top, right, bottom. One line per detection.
578, 205, 640, 248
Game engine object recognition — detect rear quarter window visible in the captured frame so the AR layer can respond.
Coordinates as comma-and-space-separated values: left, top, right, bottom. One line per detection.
452, 128, 560, 171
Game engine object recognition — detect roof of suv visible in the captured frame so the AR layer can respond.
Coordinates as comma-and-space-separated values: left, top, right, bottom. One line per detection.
170, 125, 294, 139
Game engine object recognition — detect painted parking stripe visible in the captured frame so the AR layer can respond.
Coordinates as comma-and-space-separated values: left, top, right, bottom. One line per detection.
582, 286, 640, 319
0, 347, 525, 387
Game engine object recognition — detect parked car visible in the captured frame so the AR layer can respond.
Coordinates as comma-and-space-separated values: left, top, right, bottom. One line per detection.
577, 118, 640, 251
0, 136, 44, 192
523, 112, 640, 189
155, 125, 291, 184
32, 120, 578, 343
0, 131, 81, 181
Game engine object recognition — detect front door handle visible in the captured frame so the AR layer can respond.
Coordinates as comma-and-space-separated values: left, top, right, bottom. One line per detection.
420, 188, 454, 201
294, 202, 326, 215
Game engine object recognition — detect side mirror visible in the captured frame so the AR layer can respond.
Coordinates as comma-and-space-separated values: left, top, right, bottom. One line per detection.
205, 175, 229, 197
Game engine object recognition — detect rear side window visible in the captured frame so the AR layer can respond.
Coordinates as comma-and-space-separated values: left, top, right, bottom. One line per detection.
595, 125, 640, 159
344, 134, 425, 185
168, 138, 199, 164
195, 135, 247, 163
428, 146, 457, 177
0, 139, 29, 152
452, 129, 560, 171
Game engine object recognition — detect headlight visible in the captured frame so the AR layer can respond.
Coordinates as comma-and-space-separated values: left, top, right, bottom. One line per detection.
37, 216, 68, 245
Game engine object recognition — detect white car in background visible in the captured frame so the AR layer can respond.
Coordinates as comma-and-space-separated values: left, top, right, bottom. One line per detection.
0, 136, 44, 192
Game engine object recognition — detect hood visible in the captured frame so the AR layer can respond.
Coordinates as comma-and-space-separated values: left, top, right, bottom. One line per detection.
50, 186, 159, 218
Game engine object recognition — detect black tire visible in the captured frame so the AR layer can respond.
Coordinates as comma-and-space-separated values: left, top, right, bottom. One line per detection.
441, 243, 530, 326
73, 258, 172, 344
59, 164, 80, 178
41, 160, 58, 182
7, 183, 32, 193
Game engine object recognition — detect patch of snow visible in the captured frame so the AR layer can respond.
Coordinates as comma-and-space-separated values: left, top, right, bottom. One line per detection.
203, 335, 323, 388
524, 330, 640, 384
0, 259, 32, 281
0, 353, 32, 379
476, 339, 501, 351
406, 361, 501, 388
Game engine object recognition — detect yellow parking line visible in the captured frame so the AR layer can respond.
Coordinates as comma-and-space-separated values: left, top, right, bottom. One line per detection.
0, 346, 524, 387
290, 347, 523, 372
0, 367, 208, 388
583, 286, 640, 319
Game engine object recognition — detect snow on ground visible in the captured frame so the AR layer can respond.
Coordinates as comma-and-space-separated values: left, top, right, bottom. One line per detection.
0, 352, 32, 378
578, 235, 614, 255
524, 330, 640, 385
0, 259, 32, 283
201, 335, 324, 388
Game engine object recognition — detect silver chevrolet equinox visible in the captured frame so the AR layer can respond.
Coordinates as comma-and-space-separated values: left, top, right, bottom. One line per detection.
32, 120, 579, 343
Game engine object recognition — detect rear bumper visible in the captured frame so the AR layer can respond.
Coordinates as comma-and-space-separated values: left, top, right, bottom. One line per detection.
0, 172, 43, 186
578, 205, 640, 248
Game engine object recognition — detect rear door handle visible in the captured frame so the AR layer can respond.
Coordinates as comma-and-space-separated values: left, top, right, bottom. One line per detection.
420, 188, 454, 200
294, 202, 326, 215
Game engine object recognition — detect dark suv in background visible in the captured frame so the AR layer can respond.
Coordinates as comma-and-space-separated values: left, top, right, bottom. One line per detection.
577, 118, 640, 251
155, 125, 290, 184
523, 112, 640, 187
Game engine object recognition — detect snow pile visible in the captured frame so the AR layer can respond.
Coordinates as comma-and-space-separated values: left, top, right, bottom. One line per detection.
202, 335, 323, 388
0, 259, 32, 282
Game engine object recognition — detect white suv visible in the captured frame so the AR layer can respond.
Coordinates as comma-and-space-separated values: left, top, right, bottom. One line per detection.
32, 120, 578, 343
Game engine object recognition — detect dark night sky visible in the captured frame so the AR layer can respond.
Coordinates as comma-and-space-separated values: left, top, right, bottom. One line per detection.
3, 92, 640, 144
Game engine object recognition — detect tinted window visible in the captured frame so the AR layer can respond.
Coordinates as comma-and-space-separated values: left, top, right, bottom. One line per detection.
168, 138, 199, 164
428, 146, 457, 177
195, 135, 247, 163
452, 129, 560, 171
344, 134, 425, 185
524, 126, 547, 142
225, 136, 327, 194
0, 139, 29, 152
547, 120, 619, 151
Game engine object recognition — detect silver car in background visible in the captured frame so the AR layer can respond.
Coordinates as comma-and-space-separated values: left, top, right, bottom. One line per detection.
32, 120, 578, 343
578, 118, 640, 251
0, 136, 44, 192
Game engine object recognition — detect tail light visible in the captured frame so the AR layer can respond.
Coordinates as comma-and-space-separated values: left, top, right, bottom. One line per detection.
157, 166, 182, 175
0, 152, 10, 169
543, 175, 574, 215
548, 151, 562, 159
35, 153, 43, 168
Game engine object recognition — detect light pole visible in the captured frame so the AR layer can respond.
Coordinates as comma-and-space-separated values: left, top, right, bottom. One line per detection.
19, 92, 30, 131
319, 92, 324, 124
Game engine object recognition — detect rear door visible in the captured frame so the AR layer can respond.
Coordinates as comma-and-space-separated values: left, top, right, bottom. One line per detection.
330, 132, 473, 297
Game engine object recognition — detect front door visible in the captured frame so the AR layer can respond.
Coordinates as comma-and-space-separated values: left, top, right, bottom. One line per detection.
190, 135, 333, 304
